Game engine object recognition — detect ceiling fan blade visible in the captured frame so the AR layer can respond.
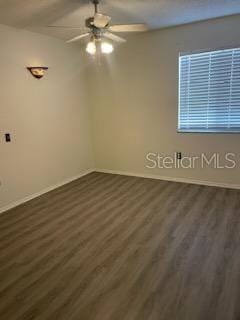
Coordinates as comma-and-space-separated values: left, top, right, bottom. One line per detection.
94, 13, 111, 28
109, 24, 149, 33
47, 26, 89, 31
66, 33, 90, 43
103, 32, 126, 43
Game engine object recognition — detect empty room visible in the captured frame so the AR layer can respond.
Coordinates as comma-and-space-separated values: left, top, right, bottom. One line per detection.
1, 0, 240, 319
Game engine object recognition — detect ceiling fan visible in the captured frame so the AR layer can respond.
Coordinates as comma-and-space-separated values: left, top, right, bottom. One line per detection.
48, 0, 149, 55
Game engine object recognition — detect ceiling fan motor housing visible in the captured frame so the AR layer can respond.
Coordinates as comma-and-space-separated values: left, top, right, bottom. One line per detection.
85, 17, 95, 28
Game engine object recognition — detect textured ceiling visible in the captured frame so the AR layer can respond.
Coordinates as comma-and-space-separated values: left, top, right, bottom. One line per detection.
0, 0, 240, 41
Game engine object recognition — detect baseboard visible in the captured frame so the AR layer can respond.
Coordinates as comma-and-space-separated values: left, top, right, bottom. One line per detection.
95, 168, 240, 190
2, 168, 239, 215
0, 169, 94, 215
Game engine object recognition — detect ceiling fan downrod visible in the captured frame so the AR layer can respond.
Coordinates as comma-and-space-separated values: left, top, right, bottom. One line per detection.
92, 0, 99, 14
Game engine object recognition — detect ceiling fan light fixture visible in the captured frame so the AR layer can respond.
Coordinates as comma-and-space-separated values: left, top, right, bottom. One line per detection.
86, 41, 96, 55
101, 41, 114, 54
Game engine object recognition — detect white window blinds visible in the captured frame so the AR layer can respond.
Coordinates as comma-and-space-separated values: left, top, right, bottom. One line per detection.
178, 48, 240, 132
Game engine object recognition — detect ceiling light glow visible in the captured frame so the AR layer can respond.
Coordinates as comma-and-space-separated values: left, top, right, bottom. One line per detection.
101, 42, 114, 54
86, 41, 96, 55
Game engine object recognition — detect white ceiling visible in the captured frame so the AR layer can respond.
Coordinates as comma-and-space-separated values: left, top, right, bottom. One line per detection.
0, 0, 240, 41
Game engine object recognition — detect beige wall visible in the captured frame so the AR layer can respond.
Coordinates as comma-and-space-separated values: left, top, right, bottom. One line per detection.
0, 24, 94, 210
89, 15, 240, 187
1, 15, 240, 211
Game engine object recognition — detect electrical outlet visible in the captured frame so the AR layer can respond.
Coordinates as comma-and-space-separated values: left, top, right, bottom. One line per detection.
176, 152, 182, 160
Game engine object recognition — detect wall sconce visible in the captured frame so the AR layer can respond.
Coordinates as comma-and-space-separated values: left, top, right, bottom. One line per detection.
27, 66, 48, 79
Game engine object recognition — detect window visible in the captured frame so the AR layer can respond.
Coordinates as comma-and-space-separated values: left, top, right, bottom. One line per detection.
178, 47, 240, 133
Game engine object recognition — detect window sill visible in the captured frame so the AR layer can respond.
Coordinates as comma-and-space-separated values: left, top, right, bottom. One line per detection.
177, 129, 240, 134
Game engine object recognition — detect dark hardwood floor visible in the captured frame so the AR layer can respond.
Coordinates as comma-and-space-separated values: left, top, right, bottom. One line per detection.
0, 172, 240, 320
